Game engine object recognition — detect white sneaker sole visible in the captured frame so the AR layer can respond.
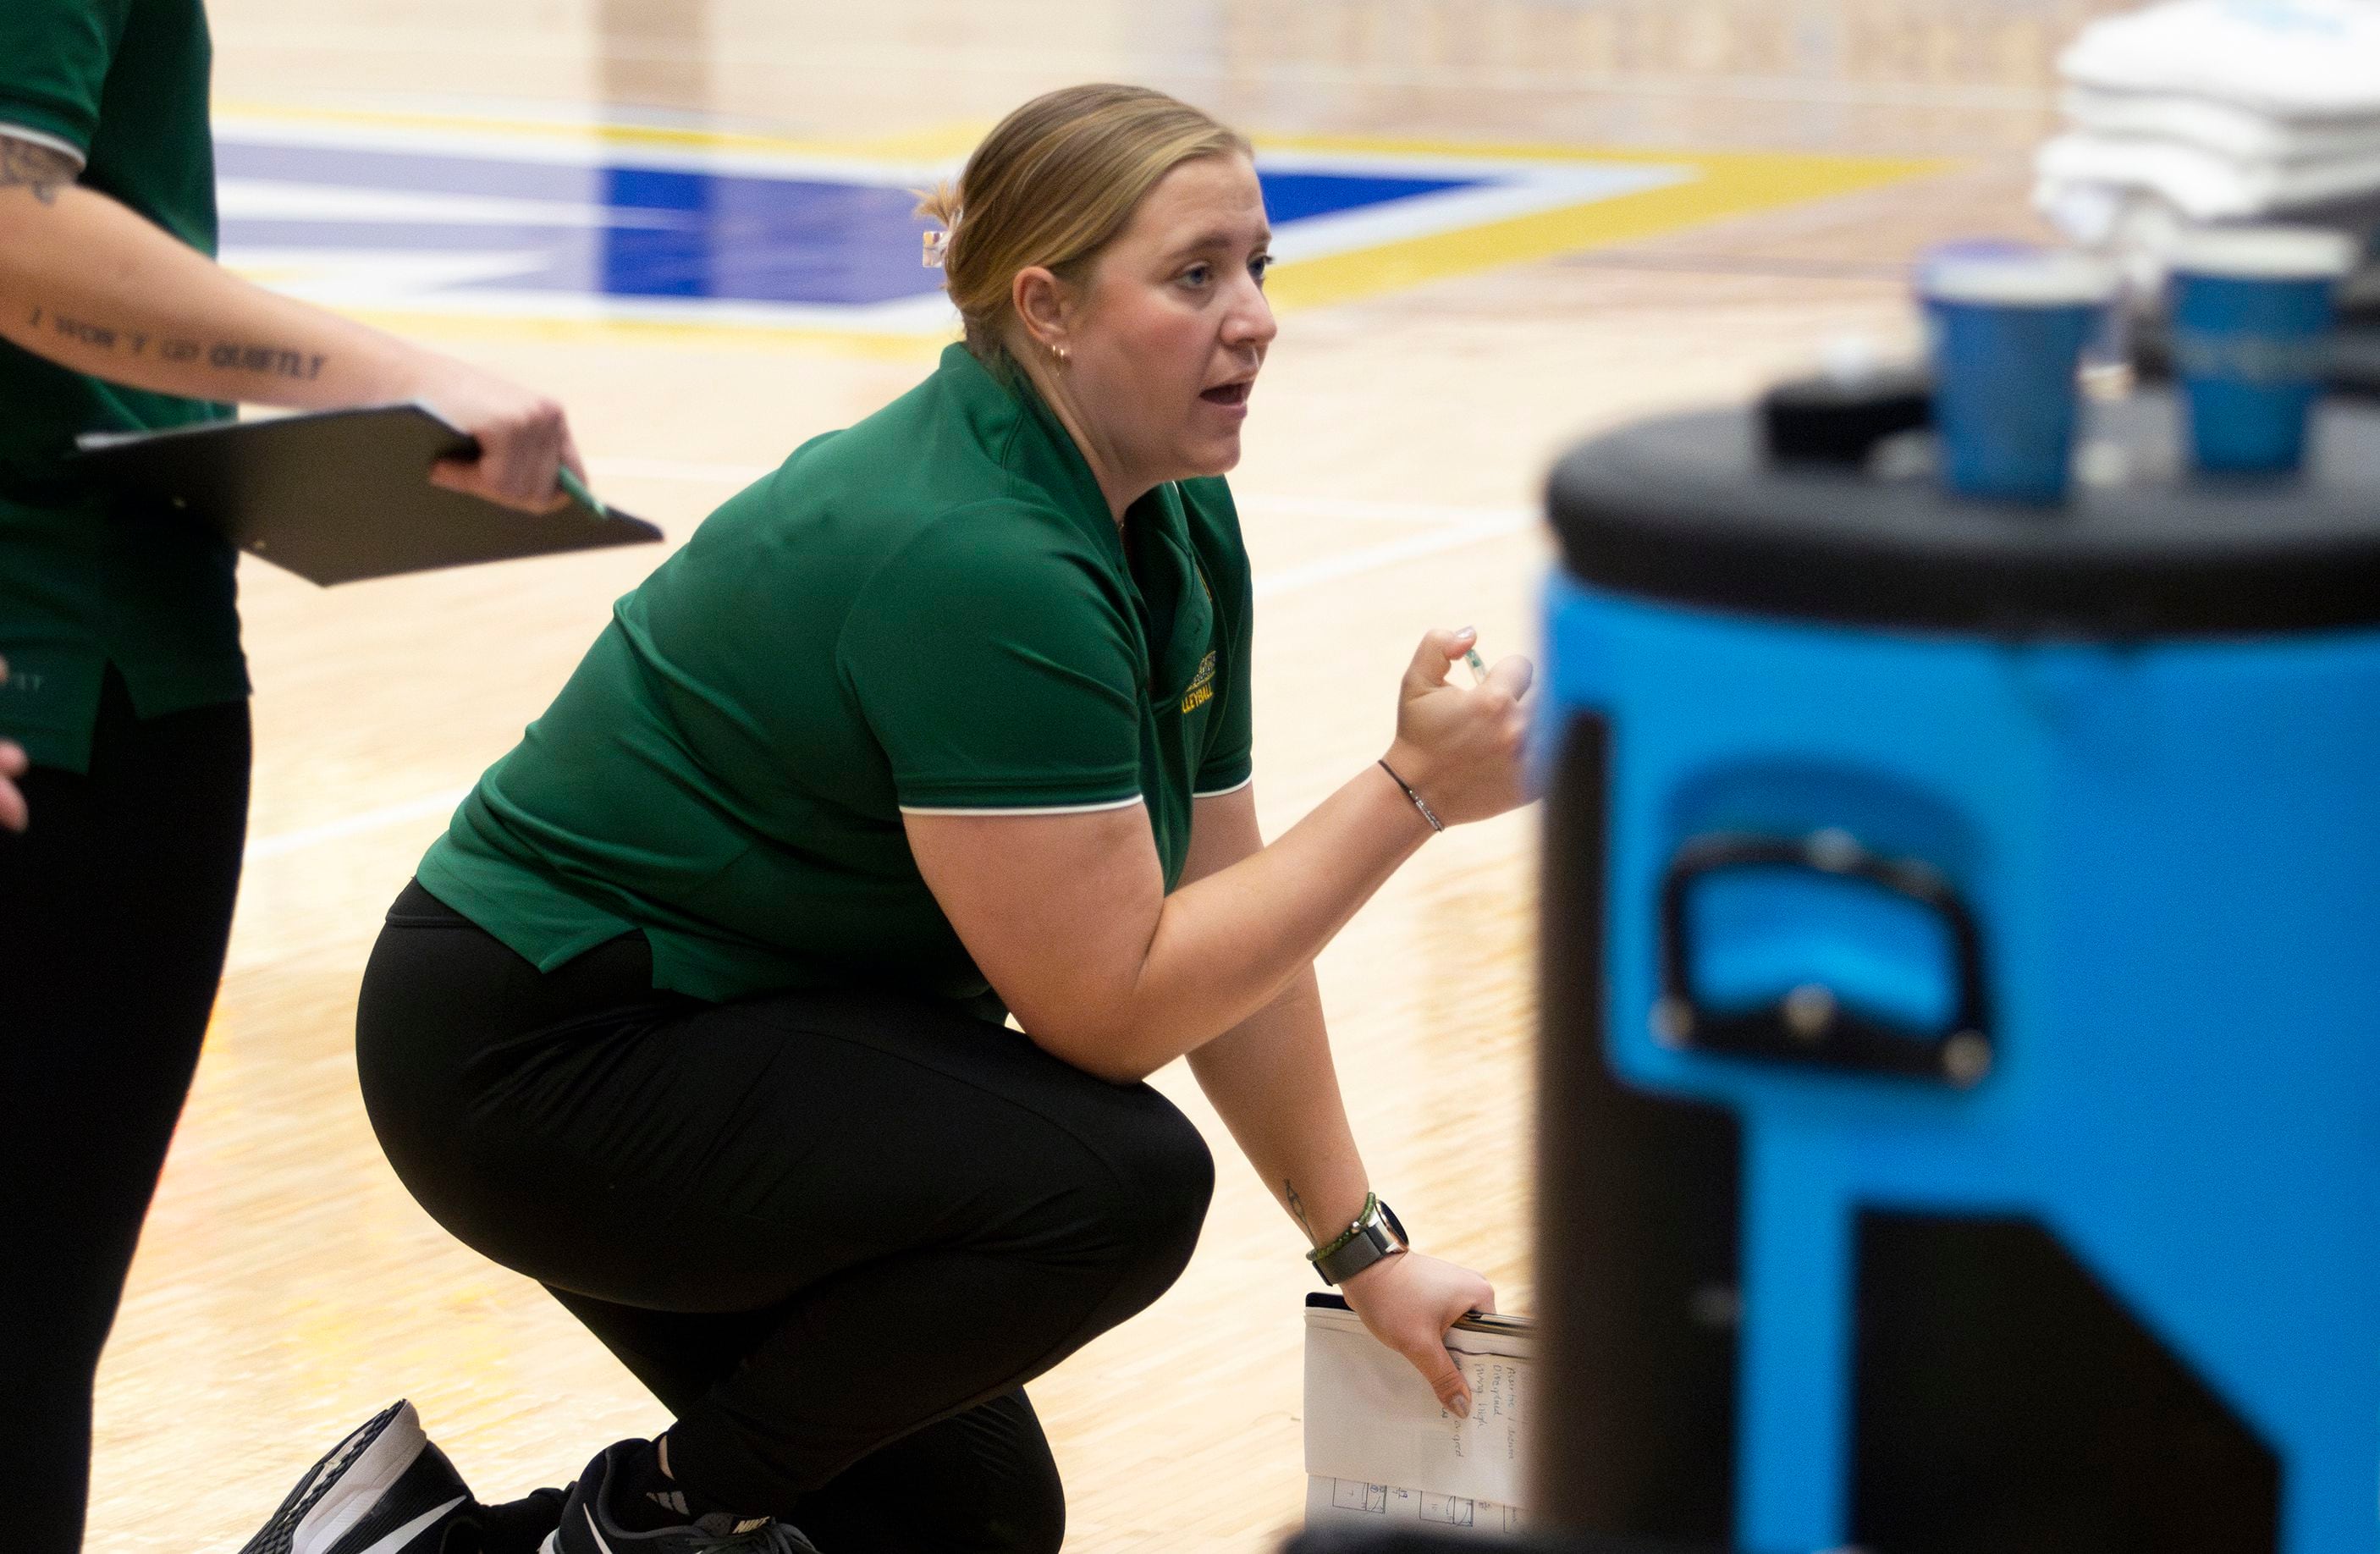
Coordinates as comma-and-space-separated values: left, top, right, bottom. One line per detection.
542, 1505, 622, 1554
291, 1403, 432, 1554
350, 1496, 469, 1554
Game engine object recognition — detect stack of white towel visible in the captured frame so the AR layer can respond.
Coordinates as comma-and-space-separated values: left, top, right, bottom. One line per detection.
2036, 0, 2380, 275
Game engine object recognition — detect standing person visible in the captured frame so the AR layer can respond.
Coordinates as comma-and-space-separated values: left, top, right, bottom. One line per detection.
0, 3, 589, 1549
267, 82, 1532, 1554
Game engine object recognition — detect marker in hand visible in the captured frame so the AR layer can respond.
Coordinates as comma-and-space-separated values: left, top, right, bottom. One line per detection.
1463, 646, 1488, 686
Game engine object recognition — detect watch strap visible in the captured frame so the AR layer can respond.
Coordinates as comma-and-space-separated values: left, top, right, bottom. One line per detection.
1308, 1193, 1409, 1286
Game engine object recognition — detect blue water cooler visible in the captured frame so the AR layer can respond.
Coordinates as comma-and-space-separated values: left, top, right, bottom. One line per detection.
1530, 389, 2380, 1554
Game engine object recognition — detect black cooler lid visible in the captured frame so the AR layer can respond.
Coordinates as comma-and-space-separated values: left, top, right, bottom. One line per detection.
1547, 391, 2380, 638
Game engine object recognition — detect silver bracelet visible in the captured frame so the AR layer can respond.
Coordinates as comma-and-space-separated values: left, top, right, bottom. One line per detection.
1377, 758, 1444, 833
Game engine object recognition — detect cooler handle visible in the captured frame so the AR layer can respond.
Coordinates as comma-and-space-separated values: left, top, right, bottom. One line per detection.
1654, 829, 1993, 1088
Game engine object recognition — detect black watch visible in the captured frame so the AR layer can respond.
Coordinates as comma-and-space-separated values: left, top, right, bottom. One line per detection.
1308, 1193, 1409, 1286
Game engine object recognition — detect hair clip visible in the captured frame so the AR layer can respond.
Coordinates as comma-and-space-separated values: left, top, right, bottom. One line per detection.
922, 228, 951, 269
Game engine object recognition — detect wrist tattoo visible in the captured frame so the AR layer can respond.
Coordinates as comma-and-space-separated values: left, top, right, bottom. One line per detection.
0, 137, 79, 205
1285, 1178, 1313, 1237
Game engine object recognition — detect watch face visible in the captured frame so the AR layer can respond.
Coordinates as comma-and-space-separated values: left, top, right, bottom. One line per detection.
1319, 1221, 1397, 1284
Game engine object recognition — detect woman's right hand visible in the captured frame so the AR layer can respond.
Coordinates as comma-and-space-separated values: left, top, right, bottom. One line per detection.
1384, 626, 1534, 827
409, 356, 587, 514
1340, 1249, 1500, 1417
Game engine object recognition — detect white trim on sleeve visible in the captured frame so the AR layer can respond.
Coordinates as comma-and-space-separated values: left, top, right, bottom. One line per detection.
898, 794, 1145, 818
0, 123, 87, 170
1192, 774, 1254, 798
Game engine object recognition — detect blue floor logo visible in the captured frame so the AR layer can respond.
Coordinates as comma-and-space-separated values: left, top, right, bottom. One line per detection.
215, 114, 1690, 335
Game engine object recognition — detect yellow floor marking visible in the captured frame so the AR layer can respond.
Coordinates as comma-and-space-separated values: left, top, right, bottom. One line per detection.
1256, 139, 1948, 311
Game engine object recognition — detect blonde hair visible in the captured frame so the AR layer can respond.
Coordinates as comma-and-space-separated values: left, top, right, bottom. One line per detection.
917, 84, 1250, 368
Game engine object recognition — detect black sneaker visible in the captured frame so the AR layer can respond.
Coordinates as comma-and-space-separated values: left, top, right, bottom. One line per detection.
540, 1441, 818, 1554
237, 1400, 474, 1554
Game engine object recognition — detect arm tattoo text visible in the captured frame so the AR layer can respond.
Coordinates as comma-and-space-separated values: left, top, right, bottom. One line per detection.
26, 306, 325, 380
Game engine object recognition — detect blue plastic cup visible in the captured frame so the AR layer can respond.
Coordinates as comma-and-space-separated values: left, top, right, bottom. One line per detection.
2167, 225, 2355, 477
1920, 250, 2118, 504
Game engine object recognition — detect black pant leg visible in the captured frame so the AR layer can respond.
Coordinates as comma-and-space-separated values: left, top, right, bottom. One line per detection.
553, 1281, 1065, 1554
358, 920, 1213, 1534
558, 992, 1213, 1518
542, 1285, 776, 1418
0, 674, 250, 1554
784, 1389, 1065, 1554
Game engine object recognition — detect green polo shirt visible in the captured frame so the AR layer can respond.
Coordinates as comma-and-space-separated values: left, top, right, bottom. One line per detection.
0, 0, 243, 773
417, 344, 1256, 1004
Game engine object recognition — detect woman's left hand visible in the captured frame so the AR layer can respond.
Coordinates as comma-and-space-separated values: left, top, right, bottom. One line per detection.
0, 656, 27, 832
1338, 1249, 1496, 1417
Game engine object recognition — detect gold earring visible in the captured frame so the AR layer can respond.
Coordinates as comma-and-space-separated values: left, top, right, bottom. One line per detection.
1051, 343, 1068, 364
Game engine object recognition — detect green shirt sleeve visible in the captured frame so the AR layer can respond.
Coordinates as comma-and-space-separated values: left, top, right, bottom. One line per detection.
842, 502, 1147, 812
0, 0, 124, 157
1186, 478, 1255, 795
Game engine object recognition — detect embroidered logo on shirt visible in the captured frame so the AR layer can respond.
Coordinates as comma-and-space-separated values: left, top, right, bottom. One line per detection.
1179, 652, 1217, 714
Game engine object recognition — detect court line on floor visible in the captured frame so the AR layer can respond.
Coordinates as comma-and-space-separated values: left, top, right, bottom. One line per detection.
1253, 510, 1533, 598
245, 788, 475, 862
1553, 252, 1914, 280
240, 503, 1536, 863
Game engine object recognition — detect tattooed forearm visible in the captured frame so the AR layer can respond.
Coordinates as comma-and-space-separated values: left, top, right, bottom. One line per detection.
3, 150, 333, 388
24, 305, 326, 380
1286, 1178, 1313, 1238
0, 136, 79, 205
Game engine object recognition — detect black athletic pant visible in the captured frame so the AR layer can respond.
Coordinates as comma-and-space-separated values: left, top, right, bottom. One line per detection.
356, 881, 1215, 1553
0, 669, 251, 1554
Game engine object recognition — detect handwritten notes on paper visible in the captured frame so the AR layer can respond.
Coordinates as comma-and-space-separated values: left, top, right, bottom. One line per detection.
1303, 1476, 1526, 1536
1301, 1299, 1534, 1538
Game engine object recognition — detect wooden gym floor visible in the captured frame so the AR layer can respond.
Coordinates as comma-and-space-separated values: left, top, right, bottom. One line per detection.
82, 3, 2124, 1548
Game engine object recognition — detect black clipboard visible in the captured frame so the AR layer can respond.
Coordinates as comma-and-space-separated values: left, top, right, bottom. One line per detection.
74, 402, 663, 587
